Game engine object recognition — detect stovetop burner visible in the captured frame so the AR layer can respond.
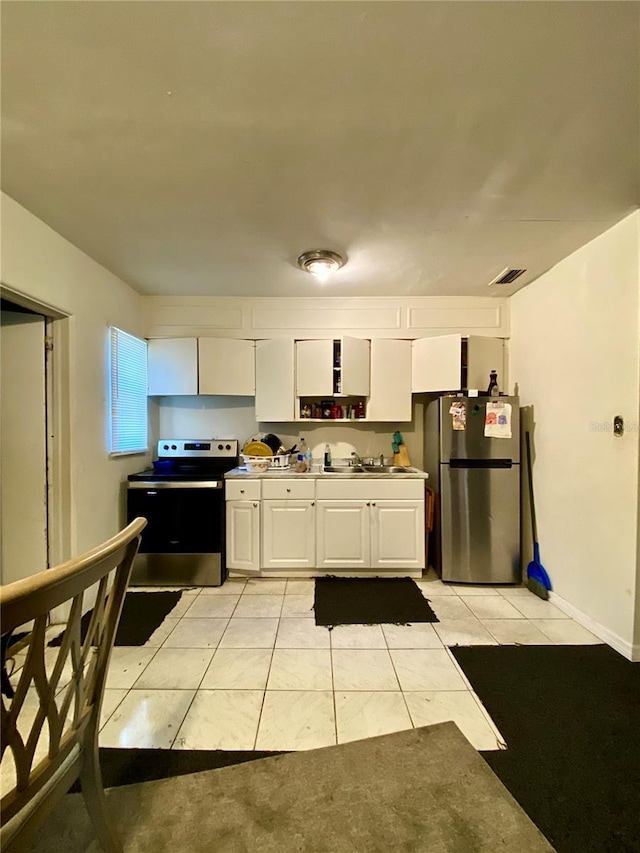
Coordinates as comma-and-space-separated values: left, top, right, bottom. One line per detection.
127, 438, 239, 482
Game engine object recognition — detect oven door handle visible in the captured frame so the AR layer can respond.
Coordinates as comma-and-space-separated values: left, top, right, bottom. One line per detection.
127, 481, 223, 489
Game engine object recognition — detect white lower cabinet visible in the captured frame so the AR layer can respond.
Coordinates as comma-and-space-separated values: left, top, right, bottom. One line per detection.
226, 501, 261, 575
262, 501, 316, 570
225, 477, 426, 576
316, 501, 371, 569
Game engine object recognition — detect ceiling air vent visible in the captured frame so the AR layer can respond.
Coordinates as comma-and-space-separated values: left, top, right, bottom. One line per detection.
488, 268, 527, 286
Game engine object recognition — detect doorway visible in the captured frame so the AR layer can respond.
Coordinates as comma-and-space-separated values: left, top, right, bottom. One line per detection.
0, 292, 70, 584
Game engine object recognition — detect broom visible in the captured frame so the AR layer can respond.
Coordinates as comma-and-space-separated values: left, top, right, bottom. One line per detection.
525, 431, 552, 599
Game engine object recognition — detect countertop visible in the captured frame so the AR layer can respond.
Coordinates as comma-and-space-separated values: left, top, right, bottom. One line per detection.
225, 466, 429, 480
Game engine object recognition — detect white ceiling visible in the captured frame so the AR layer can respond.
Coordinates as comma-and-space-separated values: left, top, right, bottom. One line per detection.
1, 2, 638, 299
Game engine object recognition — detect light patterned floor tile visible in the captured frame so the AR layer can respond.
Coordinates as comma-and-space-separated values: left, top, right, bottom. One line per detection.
256, 690, 336, 751
335, 691, 412, 744
267, 649, 332, 690
165, 594, 201, 618
199, 579, 247, 595
530, 619, 602, 644
100, 689, 195, 749
105, 647, 158, 689
429, 597, 474, 619
163, 618, 229, 649
233, 595, 284, 618
481, 619, 554, 645
286, 580, 315, 595
275, 618, 330, 649
280, 595, 315, 617
390, 649, 467, 691
200, 648, 273, 690
381, 623, 443, 649
404, 691, 504, 750
510, 596, 569, 619
332, 650, 399, 691
433, 618, 498, 647
463, 597, 525, 620
183, 595, 240, 619
99, 689, 128, 729
498, 586, 533, 597
243, 579, 287, 595
329, 624, 387, 649
415, 579, 458, 597
219, 618, 279, 648
452, 585, 502, 596
173, 690, 264, 750
133, 648, 214, 690
144, 617, 180, 647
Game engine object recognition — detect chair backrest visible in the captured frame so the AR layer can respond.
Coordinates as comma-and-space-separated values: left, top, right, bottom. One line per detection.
0, 518, 146, 829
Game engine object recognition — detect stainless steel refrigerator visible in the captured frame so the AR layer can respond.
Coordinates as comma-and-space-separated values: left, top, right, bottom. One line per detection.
424, 396, 520, 584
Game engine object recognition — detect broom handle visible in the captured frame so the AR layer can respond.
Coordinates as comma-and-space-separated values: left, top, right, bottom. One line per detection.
525, 431, 539, 542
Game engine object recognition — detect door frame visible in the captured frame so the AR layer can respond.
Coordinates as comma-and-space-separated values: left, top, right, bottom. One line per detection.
1, 285, 71, 569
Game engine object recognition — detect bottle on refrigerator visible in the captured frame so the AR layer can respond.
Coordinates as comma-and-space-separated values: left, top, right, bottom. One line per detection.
487, 370, 500, 396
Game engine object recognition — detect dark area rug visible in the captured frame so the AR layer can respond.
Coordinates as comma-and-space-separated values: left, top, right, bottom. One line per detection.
314, 577, 438, 627
70, 747, 284, 792
49, 591, 182, 647
452, 644, 640, 853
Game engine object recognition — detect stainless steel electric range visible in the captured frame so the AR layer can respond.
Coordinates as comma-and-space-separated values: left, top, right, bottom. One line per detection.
127, 439, 239, 587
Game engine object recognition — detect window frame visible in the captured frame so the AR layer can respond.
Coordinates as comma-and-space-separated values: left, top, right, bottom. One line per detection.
108, 326, 148, 456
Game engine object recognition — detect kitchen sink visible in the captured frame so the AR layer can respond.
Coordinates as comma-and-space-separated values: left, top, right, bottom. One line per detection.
361, 465, 412, 473
322, 464, 413, 474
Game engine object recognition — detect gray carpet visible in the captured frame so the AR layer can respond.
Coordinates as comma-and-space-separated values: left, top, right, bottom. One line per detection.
28, 723, 554, 852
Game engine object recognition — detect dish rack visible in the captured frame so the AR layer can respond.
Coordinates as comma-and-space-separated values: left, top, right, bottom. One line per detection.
242, 454, 291, 472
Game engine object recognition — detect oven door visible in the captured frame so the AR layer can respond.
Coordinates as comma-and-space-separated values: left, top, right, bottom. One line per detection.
127, 482, 224, 586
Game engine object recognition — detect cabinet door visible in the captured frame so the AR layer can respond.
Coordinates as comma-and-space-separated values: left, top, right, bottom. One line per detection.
341, 336, 370, 396
316, 501, 370, 569
366, 339, 412, 421
255, 339, 295, 422
466, 336, 505, 393
262, 501, 315, 570
199, 339, 255, 395
148, 338, 198, 396
411, 334, 462, 393
295, 339, 333, 396
226, 501, 260, 575
370, 500, 425, 570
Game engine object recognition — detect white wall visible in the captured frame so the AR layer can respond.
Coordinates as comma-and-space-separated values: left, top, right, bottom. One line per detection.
510, 212, 640, 659
1, 193, 149, 559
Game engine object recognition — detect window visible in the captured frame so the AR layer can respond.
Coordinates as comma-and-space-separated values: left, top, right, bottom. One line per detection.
108, 327, 148, 455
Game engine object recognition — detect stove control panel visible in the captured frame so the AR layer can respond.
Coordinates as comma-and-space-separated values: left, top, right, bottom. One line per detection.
157, 439, 239, 459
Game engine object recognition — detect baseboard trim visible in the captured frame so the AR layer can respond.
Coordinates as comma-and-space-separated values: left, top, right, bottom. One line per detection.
548, 591, 639, 661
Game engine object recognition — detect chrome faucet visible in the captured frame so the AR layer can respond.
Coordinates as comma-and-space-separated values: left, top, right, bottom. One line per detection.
379, 453, 385, 466
350, 452, 362, 466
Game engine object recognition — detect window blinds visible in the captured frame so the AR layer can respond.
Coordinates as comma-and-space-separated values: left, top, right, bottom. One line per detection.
109, 327, 148, 454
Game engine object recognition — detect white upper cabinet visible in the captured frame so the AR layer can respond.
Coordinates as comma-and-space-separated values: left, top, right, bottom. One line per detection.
366, 339, 412, 422
198, 338, 255, 396
296, 336, 370, 397
411, 334, 506, 393
147, 338, 198, 396
255, 338, 295, 422
412, 334, 462, 393
295, 339, 333, 396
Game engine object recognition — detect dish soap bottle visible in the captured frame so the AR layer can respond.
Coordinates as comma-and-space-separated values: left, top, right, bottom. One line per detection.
323, 443, 332, 468
487, 370, 500, 396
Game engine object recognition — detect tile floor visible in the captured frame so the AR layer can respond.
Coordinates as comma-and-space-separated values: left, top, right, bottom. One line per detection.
8, 573, 603, 760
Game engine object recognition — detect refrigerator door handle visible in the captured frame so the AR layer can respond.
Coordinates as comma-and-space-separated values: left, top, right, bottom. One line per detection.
449, 458, 514, 469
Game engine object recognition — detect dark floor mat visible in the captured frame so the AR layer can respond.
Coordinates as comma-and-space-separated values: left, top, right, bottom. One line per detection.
452, 644, 640, 853
49, 591, 182, 647
69, 747, 284, 791
314, 577, 438, 627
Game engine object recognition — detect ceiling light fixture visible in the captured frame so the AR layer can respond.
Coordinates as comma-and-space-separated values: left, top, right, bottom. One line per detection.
297, 249, 345, 283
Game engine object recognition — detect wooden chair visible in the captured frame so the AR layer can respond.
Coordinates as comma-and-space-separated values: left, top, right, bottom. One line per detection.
0, 517, 147, 853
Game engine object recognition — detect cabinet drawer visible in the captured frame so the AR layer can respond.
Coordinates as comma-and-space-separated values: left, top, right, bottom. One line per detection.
262, 479, 315, 500
316, 479, 424, 501
225, 480, 261, 501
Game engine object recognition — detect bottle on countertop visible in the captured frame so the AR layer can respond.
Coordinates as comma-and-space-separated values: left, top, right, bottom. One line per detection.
323, 443, 332, 468
487, 370, 500, 396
